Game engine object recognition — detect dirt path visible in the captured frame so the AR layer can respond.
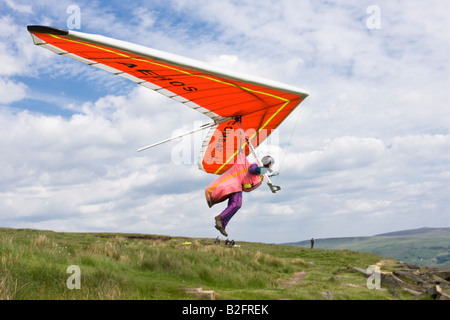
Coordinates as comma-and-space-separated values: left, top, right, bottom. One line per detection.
281, 271, 307, 287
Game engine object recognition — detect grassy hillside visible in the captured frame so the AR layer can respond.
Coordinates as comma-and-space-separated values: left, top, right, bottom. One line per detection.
0, 227, 415, 300
286, 228, 450, 267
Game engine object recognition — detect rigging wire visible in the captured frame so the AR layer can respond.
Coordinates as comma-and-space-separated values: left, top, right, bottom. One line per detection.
274, 103, 305, 184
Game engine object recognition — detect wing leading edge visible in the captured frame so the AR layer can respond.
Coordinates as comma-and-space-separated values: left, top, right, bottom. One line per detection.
27, 25, 309, 174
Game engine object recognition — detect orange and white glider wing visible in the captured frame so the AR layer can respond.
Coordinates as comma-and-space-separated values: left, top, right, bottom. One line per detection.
27, 25, 309, 175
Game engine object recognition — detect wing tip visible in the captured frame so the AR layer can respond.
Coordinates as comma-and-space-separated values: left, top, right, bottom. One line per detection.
27, 25, 69, 36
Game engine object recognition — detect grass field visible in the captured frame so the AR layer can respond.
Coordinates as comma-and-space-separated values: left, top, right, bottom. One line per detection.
0, 228, 412, 300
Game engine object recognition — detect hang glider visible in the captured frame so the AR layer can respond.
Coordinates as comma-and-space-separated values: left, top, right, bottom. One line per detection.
27, 25, 309, 190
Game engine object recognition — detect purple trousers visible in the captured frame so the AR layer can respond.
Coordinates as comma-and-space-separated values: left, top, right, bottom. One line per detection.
219, 192, 242, 228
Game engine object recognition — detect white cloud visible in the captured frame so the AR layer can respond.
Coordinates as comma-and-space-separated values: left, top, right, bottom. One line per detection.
296, 136, 386, 174
4, 0, 32, 14
0, 77, 27, 103
0, 84, 212, 234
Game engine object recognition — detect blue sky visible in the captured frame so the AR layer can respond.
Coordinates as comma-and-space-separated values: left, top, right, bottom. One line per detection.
1, 0, 449, 243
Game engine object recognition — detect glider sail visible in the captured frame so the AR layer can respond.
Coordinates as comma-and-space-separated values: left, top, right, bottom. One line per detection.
27, 25, 309, 176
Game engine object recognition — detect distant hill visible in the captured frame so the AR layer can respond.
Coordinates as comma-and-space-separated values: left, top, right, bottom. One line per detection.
375, 227, 450, 237
284, 227, 450, 267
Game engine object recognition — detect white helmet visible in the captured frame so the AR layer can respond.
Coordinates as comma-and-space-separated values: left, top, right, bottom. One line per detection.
261, 155, 274, 167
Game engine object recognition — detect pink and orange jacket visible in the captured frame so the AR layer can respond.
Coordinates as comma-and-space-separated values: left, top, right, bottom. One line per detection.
205, 152, 263, 208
